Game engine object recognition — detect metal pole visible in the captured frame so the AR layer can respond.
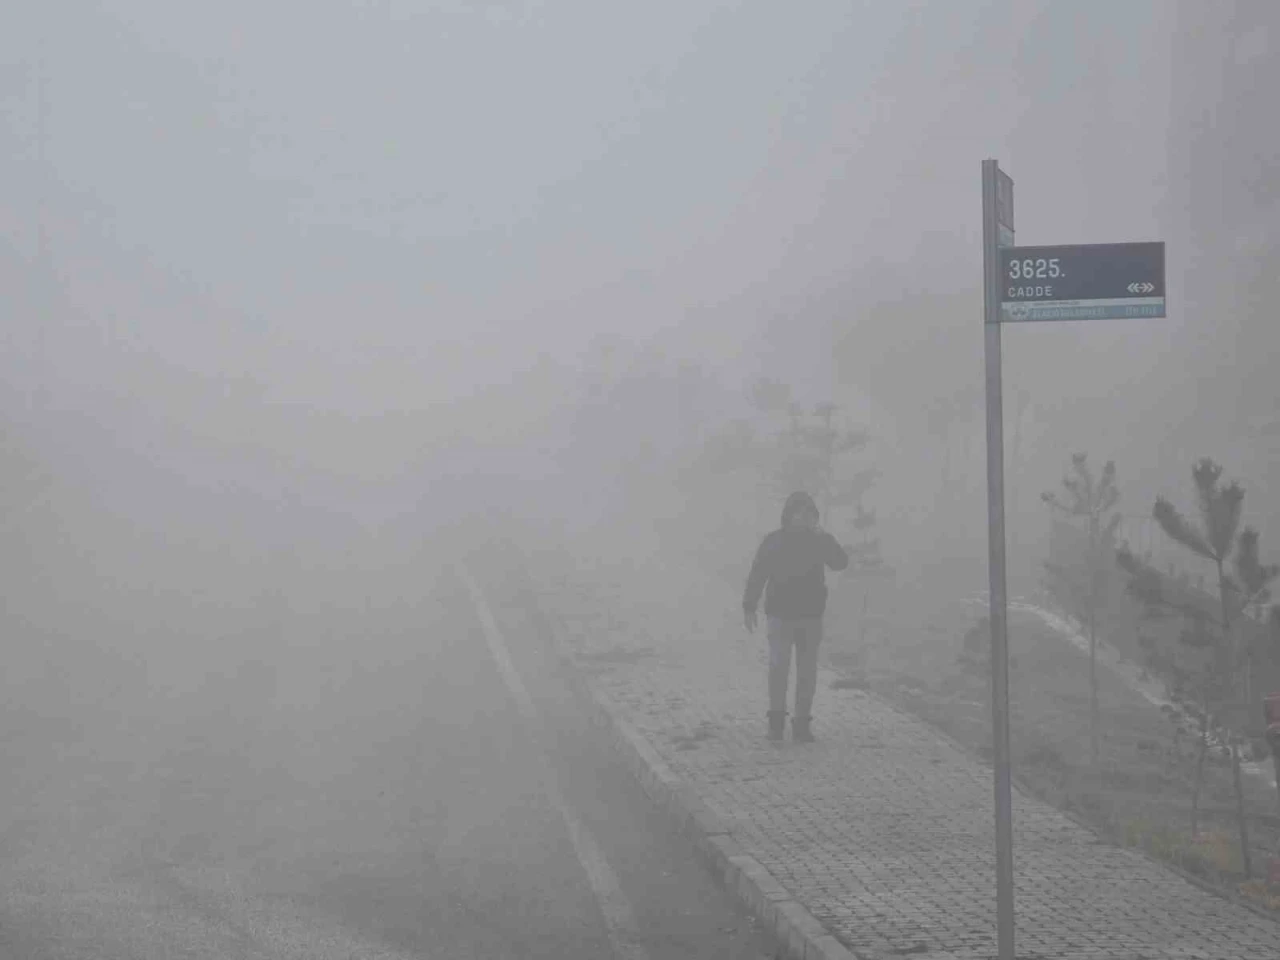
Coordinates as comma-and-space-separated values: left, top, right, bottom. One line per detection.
982, 158, 1016, 960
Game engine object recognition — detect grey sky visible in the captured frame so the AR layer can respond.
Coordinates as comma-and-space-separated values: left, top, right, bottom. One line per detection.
16, 0, 1276, 578
4, 0, 1179, 416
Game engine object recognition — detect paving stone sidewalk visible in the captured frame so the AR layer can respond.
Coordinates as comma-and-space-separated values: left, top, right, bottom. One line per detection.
537, 553, 1280, 960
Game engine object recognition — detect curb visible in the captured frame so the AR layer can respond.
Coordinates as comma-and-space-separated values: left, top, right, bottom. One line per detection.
542, 625, 860, 960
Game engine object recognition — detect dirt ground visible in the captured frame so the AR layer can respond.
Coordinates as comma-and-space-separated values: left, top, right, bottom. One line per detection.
822, 589, 1280, 911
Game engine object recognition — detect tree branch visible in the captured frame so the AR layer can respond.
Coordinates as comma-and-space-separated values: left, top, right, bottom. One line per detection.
1153, 497, 1215, 561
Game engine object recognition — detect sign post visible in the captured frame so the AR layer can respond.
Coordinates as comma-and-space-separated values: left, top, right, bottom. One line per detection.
981, 159, 1016, 960
980, 159, 1166, 960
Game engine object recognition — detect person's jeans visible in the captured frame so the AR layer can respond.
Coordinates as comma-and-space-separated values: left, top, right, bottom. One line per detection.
767, 616, 823, 718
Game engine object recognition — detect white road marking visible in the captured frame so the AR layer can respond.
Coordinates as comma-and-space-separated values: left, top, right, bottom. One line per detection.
456, 564, 652, 960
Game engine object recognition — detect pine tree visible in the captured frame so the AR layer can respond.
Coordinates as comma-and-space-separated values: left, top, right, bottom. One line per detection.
1121, 557, 1229, 839
1041, 453, 1121, 768
1118, 458, 1276, 878
1231, 527, 1279, 712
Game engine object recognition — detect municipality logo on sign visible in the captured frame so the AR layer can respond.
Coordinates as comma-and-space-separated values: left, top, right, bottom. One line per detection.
1002, 302, 1033, 323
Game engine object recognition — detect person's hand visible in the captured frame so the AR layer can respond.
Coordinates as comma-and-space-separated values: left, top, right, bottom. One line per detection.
744, 609, 758, 634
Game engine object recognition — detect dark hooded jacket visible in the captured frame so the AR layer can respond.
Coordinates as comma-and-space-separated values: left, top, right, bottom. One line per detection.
743, 492, 849, 620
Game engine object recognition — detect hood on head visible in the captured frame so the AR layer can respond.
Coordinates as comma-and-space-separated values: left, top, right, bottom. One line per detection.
780, 491, 818, 527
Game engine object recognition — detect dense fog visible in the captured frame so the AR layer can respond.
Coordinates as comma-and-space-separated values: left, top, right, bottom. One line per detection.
1, 2, 1277, 954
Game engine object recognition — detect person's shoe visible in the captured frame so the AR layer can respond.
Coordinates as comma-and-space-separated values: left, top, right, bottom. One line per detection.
767, 711, 787, 741
792, 716, 815, 743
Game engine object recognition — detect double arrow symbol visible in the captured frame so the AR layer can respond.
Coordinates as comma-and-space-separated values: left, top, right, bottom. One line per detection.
1127, 282, 1156, 294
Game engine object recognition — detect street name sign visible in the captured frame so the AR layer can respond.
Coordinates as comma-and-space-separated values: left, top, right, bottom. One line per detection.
999, 241, 1165, 322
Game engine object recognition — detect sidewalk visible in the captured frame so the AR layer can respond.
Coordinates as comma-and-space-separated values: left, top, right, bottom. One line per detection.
534, 549, 1280, 960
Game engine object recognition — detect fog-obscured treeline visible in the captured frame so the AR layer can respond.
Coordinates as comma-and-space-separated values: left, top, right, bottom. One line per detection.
2, 2, 1277, 717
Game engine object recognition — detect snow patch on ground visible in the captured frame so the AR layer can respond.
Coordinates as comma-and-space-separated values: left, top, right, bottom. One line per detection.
960, 594, 1277, 789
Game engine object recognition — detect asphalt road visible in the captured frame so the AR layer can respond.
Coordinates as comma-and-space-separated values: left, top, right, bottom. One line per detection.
0, 508, 774, 959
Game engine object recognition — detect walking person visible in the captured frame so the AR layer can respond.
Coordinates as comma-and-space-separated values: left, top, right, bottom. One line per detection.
743, 491, 849, 742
